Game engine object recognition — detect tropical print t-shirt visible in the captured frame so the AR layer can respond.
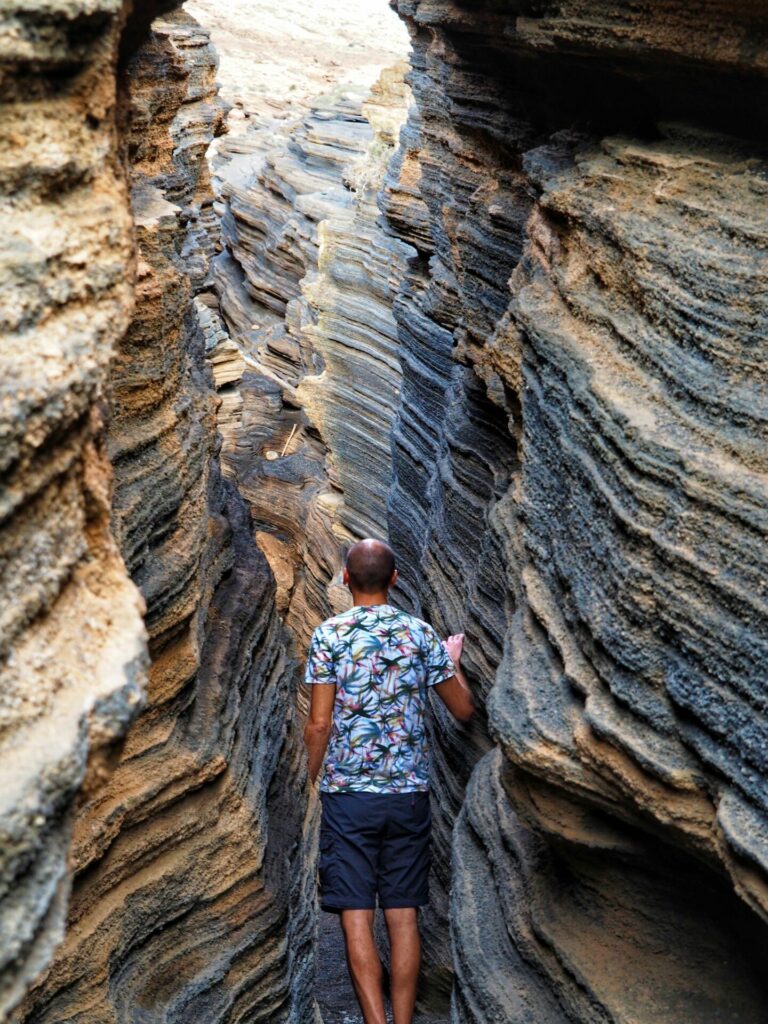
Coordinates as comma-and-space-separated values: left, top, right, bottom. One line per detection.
305, 604, 455, 793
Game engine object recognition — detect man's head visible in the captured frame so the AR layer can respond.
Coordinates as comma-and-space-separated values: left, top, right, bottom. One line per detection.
343, 539, 397, 597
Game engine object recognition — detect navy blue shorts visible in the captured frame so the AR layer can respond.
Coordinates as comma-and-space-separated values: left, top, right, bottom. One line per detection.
319, 791, 432, 912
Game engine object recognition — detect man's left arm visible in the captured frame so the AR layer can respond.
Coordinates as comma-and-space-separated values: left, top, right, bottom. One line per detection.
303, 628, 337, 784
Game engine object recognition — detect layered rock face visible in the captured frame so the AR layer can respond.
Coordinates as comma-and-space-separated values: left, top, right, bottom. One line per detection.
383, 1, 768, 1020
205, 66, 413, 651
0, 3, 152, 1014
5, 7, 314, 1022
6, 1, 767, 1022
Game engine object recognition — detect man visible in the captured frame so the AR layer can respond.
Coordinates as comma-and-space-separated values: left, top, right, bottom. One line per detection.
304, 539, 474, 1024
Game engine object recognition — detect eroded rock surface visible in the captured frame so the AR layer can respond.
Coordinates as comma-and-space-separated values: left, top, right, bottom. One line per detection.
4, 7, 315, 1022
5, 0, 768, 1021
205, 65, 413, 652
382, 1, 768, 1020
0, 3, 151, 1014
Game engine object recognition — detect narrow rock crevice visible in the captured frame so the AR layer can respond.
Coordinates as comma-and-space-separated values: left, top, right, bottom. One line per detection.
2, 1, 767, 1023
202, 63, 413, 653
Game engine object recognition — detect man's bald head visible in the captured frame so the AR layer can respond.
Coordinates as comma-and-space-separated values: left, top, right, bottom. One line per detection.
345, 539, 396, 595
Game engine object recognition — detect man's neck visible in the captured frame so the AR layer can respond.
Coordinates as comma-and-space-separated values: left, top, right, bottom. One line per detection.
350, 591, 389, 608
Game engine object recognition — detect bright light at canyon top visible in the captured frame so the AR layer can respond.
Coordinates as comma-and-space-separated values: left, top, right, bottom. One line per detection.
186, 0, 409, 116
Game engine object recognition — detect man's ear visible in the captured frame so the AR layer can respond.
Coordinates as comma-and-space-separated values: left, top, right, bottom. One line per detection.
390, 568, 398, 588
342, 566, 350, 587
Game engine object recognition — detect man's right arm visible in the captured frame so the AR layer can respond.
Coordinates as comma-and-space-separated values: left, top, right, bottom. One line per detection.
304, 683, 335, 783
433, 633, 475, 722
303, 627, 337, 785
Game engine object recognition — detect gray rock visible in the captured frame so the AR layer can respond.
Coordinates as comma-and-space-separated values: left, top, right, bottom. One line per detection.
383, 1, 768, 1019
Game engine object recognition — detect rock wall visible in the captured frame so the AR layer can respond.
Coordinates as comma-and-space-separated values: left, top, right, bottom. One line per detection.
3, 6, 315, 1022
381, 1, 768, 1020
205, 66, 413, 651
6, 0, 767, 1020
0, 2, 153, 1014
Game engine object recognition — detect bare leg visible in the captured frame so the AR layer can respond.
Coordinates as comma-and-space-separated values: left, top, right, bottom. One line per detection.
340, 909, 387, 1024
384, 907, 421, 1024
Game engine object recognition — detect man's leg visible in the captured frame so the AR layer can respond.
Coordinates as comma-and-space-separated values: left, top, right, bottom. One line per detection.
383, 907, 421, 1024
340, 909, 387, 1024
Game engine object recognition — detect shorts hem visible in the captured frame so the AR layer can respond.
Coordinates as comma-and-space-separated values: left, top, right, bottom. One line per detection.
321, 900, 376, 913
321, 898, 429, 913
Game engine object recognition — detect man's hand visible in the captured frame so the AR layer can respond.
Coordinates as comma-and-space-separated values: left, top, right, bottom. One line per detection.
444, 633, 464, 667
434, 633, 474, 722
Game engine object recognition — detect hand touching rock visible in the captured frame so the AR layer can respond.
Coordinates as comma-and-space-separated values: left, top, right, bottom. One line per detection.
444, 633, 464, 667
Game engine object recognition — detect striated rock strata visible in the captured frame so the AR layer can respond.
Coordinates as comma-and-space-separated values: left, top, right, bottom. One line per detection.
382, 1, 768, 1020
7, 0, 767, 1020
4, 7, 315, 1022
0, 2, 153, 1014
205, 66, 413, 651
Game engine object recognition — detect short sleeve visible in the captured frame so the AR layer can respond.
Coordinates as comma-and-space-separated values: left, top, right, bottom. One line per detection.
305, 627, 337, 686
424, 625, 455, 688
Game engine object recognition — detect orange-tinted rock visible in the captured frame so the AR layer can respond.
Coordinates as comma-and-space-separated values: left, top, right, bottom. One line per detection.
7, 9, 315, 1023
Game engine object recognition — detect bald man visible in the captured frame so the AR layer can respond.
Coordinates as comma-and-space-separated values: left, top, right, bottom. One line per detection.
304, 539, 474, 1024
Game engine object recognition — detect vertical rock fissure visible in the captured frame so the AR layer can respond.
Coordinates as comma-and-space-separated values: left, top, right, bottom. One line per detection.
201, 65, 414, 655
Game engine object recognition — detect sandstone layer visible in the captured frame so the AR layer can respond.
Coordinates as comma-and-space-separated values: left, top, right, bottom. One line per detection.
0, 2, 153, 1014
204, 65, 413, 652
4, 7, 315, 1022
382, 1, 768, 1020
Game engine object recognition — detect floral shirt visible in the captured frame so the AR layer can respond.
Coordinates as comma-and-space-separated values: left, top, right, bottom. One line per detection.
305, 604, 455, 793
